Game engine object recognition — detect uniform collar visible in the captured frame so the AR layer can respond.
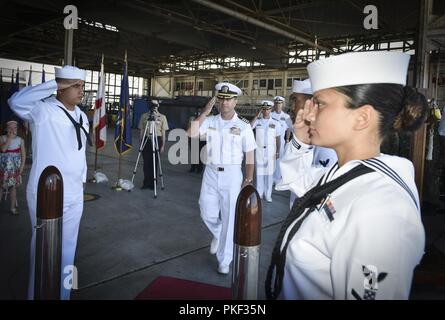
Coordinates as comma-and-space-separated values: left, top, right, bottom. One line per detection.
50, 96, 80, 116
218, 112, 238, 122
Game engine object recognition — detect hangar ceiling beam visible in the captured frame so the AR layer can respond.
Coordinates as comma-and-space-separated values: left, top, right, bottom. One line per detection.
191, 0, 330, 51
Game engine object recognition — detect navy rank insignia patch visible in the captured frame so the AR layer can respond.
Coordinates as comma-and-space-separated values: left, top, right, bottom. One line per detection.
240, 117, 250, 124
351, 265, 388, 300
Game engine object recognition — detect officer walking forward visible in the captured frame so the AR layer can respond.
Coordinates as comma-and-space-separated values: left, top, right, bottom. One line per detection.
188, 82, 257, 275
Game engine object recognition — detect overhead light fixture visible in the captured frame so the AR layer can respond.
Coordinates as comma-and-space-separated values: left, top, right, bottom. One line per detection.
251, 45, 256, 50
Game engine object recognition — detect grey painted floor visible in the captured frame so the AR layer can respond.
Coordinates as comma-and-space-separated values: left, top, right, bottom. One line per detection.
1, 128, 445, 300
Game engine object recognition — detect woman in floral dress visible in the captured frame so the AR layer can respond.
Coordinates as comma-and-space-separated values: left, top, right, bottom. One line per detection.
0, 120, 26, 214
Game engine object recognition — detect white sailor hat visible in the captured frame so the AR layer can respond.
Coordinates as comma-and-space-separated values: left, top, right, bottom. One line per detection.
55, 65, 86, 81
215, 82, 242, 99
292, 79, 312, 95
307, 51, 410, 93
260, 100, 274, 109
274, 96, 285, 102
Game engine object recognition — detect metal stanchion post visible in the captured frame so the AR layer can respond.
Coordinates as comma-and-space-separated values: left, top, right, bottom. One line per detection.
34, 166, 63, 300
232, 185, 262, 300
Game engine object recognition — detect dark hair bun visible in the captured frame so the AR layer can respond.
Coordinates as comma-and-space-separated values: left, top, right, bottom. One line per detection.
393, 86, 428, 132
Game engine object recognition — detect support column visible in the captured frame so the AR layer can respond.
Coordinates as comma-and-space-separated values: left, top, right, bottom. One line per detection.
170, 76, 175, 98
411, 0, 432, 200
64, 29, 73, 66
248, 72, 254, 104
282, 70, 288, 98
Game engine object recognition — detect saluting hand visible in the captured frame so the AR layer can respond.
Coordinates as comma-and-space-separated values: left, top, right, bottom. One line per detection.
294, 99, 313, 144
57, 79, 83, 91
204, 96, 217, 115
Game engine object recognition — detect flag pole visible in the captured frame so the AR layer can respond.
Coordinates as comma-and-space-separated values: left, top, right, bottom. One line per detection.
113, 51, 127, 190
118, 51, 127, 184
94, 54, 104, 174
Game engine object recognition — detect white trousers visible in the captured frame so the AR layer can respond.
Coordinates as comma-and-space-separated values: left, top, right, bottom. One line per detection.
27, 191, 84, 300
199, 165, 243, 268
273, 138, 286, 183
256, 172, 274, 200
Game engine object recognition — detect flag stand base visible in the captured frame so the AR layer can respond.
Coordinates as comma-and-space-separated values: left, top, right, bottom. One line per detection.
112, 182, 122, 191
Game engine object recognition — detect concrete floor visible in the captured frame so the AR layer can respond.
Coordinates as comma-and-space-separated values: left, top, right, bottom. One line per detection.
1, 128, 445, 300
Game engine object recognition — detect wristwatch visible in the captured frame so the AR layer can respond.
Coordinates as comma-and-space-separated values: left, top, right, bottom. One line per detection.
244, 178, 253, 184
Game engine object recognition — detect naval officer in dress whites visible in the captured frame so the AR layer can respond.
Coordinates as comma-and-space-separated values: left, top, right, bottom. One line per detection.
250, 100, 281, 202
271, 96, 291, 184
188, 82, 257, 274
9, 65, 91, 300
266, 51, 427, 300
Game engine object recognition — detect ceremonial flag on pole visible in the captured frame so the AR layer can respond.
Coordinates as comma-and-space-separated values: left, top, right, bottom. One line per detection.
41, 65, 45, 83
28, 65, 32, 86
93, 55, 107, 150
114, 52, 132, 155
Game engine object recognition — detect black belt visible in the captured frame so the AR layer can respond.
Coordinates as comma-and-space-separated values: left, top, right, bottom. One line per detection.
58, 107, 93, 150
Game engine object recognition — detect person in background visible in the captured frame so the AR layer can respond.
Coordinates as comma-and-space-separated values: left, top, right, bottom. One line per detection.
0, 119, 26, 214
250, 100, 281, 202
139, 100, 169, 189
271, 96, 291, 184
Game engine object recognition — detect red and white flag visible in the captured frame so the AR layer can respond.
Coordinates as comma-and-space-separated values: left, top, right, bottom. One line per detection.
93, 57, 107, 149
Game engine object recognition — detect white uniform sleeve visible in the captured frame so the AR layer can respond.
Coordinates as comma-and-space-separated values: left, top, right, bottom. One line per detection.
284, 114, 292, 130
313, 146, 337, 168
242, 126, 257, 153
8, 80, 58, 124
251, 119, 258, 129
275, 121, 283, 137
331, 191, 425, 300
275, 135, 327, 196
285, 117, 294, 134
199, 116, 211, 136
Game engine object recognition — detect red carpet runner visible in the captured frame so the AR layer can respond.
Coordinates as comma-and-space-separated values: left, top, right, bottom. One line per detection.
135, 276, 232, 300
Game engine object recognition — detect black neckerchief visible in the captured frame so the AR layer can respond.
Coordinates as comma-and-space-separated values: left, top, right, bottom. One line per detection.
265, 163, 375, 300
57, 106, 92, 150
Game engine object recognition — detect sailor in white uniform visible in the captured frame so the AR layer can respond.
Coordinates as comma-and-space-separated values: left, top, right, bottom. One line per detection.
278, 79, 337, 208
9, 65, 91, 300
271, 96, 291, 184
250, 100, 281, 202
266, 51, 427, 300
188, 82, 257, 275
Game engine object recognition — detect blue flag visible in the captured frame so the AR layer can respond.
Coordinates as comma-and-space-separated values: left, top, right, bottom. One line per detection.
114, 58, 132, 155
